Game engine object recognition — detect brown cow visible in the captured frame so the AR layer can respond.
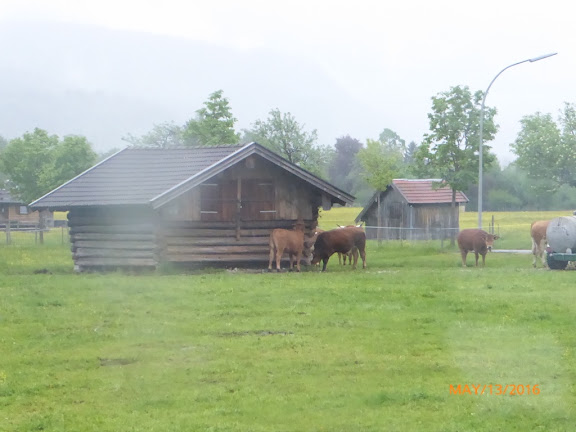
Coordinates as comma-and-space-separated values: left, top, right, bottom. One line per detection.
531, 220, 550, 267
457, 229, 499, 267
311, 227, 367, 272
268, 221, 308, 272
336, 224, 363, 265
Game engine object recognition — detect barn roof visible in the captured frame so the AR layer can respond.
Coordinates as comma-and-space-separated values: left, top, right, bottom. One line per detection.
29, 142, 354, 210
355, 179, 469, 222
392, 179, 469, 204
0, 189, 23, 205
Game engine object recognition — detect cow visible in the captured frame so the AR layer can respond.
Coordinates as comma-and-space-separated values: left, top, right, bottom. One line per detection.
530, 220, 550, 267
268, 220, 308, 272
311, 226, 367, 272
457, 229, 499, 267
336, 224, 364, 265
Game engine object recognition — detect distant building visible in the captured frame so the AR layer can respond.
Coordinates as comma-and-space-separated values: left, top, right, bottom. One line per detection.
0, 189, 53, 227
355, 179, 468, 240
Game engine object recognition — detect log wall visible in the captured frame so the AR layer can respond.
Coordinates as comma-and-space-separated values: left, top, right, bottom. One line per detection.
68, 208, 319, 271
158, 219, 318, 266
68, 208, 158, 271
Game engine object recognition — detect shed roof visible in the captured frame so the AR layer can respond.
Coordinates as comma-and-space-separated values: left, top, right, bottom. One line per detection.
393, 179, 468, 204
355, 179, 469, 222
0, 189, 22, 205
30, 142, 354, 210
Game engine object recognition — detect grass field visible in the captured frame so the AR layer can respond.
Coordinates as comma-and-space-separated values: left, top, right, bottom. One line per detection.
2, 209, 576, 431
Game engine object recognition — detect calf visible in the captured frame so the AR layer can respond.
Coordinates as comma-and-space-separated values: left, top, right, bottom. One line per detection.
457, 229, 499, 267
530, 220, 550, 267
268, 221, 307, 272
311, 227, 367, 272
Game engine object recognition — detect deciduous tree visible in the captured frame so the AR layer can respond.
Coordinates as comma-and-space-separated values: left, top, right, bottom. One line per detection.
414, 85, 498, 204
511, 103, 576, 191
246, 109, 331, 177
0, 128, 96, 203
123, 122, 184, 148
183, 90, 240, 146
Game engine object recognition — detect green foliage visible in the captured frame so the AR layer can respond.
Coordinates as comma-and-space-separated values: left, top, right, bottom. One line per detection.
246, 109, 331, 177
357, 137, 405, 190
414, 85, 498, 195
183, 90, 240, 146
511, 103, 576, 190
327, 135, 367, 195
122, 121, 184, 148
0, 129, 96, 203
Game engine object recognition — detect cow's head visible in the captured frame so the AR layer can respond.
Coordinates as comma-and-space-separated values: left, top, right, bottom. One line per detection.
486, 234, 499, 251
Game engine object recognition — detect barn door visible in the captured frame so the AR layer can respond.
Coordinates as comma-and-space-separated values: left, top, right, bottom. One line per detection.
199, 181, 236, 222
241, 180, 275, 220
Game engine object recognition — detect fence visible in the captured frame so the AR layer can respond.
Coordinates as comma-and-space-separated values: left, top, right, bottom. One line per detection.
0, 221, 69, 246
365, 224, 500, 247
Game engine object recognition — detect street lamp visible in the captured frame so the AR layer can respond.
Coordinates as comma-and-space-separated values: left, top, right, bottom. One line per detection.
478, 52, 557, 229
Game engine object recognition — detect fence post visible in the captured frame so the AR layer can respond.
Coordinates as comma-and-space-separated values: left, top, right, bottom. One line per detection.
6, 221, 11, 245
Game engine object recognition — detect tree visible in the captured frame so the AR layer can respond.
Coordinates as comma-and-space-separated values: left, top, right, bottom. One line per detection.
246, 109, 331, 177
357, 130, 407, 191
0, 128, 97, 203
414, 85, 498, 204
182, 90, 240, 146
327, 135, 364, 193
123, 122, 184, 148
511, 103, 576, 191
42, 135, 97, 192
404, 141, 418, 165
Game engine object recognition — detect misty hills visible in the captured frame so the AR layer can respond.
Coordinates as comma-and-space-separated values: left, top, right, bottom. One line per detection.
0, 20, 367, 153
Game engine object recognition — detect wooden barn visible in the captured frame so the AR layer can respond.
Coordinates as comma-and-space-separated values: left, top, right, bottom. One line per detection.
29, 142, 354, 271
355, 179, 468, 240
0, 189, 53, 227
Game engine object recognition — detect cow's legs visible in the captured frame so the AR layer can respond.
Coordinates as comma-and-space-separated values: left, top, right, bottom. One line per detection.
295, 252, 302, 272
321, 257, 329, 272
268, 246, 276, 271
540, 239, 547, 267
358, 247, 366, 269
474, 252, 480, 266
531, 239, 538, 267
275, 248, 284, 271
481, 253, 486, 267
460, 250, 468, 267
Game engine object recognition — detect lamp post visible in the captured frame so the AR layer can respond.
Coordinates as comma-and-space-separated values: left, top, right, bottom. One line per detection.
478, 52, 557, 229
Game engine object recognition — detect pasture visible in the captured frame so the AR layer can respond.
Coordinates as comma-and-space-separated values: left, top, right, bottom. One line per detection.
2, 209, 576, 431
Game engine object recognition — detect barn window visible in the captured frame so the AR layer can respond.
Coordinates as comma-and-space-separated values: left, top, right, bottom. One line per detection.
18, 206, 29, 215
200, 183, 222, 221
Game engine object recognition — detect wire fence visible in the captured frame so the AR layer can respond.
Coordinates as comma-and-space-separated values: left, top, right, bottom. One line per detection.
0, 222, 69, 246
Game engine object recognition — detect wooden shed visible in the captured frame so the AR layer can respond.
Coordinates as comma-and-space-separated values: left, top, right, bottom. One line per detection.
0, 189, 53, 228
355, 179, 468, 240
29, 143, 354, 271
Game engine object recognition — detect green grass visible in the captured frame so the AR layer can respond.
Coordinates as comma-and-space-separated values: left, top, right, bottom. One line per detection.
2, 210, 576, 431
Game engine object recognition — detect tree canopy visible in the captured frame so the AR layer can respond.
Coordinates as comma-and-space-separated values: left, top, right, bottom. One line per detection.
511, 102, 576, 191
123, 122, 184, 148
413, 85, 498, 196
183, 90, 240, 146
245, 109, 331, 177
0, 128, 97, 203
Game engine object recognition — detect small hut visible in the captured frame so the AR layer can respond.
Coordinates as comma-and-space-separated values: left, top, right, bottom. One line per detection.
30, 143, 354, 271
355, 179, 468, 240
0, 189, 53, 228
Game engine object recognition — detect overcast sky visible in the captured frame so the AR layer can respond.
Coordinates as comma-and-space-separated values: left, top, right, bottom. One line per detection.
1, 0, 572, 165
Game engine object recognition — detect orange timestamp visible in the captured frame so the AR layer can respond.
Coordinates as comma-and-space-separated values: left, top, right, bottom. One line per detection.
450, 384, 540, 396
